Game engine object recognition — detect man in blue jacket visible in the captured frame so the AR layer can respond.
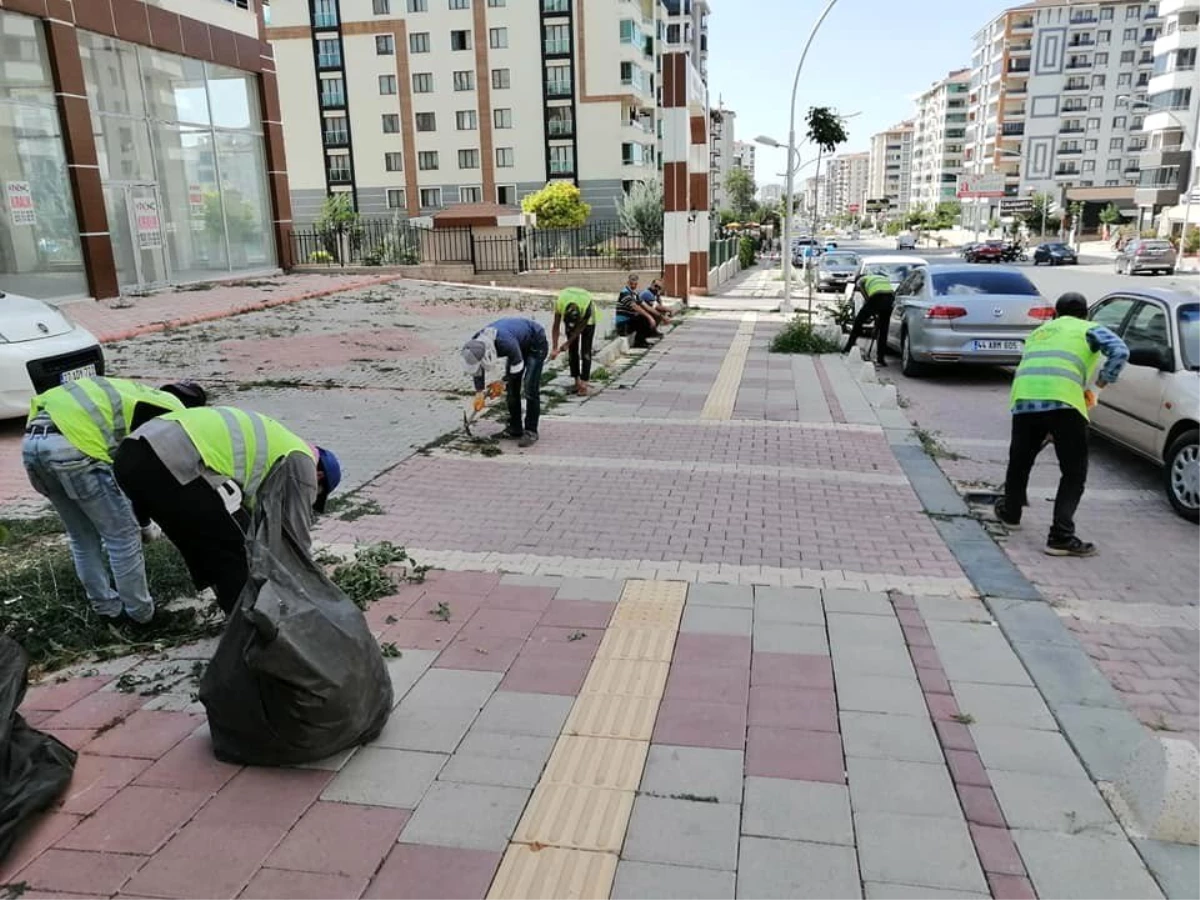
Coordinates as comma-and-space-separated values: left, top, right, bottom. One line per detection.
463, 318, 548, 448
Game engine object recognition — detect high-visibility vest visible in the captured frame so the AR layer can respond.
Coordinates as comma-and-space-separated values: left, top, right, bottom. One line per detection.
161, 407, 314, 504
555, 288, 597, 325
861, 274, 894, 298
1010, 316, 1101, 419
28, 377, 184, 463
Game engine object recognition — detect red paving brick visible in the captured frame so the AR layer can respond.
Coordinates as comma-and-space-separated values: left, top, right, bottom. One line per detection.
379, 618, 464, 650
988, 872, 1038, 899
653, 697, 747, 750
20, 676, 111, 712
925, 693, 962, 722
265, 801, 410, 878
364, 844, 501, 900
42, 727, 100, 750
434, 633, 525, 671
672, 633, 752, 669
192, 768, 332, 830
122, 822, 285, 899
957, 784, 1007, 829
522, 626, 603, 658
84, 711, 203, 759
60, 754, 152, 816
498, 653, 591, 695
425, 570, 504, 595
57, 785, 209, 854
748, 686, 838, 732
42, 690, 145, 730
916, 666, 953, 694
935, 720, 977, 752
745, 726, 845, 783
403, 593, 486, 623
663, 662, 750, 705
969, 824, 1027, 877
478, 585, 558, 612
17, 847, 143, 896
538, 600, 616, 629
134, 731, 243, 793
240, 868, 369, 900
0, 812, 82, 882
750, 653, 834, 689
460, 608, 543, 639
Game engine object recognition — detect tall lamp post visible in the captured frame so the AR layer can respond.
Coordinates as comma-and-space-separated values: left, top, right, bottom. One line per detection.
1130, 100, 1200, 240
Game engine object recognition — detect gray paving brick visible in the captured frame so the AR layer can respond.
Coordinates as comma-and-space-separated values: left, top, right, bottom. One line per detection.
1134, 838, 1200, 900
831, 643, 915, 679
743, 777, 853, 845
612, 862, 736, 900
914, 595, 991, 623
321, 747, 446, 808
373, 700, 481, 753
837, 675, 926, 716
1014, 830, 1164, 900
403, 668, 504, 710
385, 650, 439, 707
736, 836, 861, 899
681, 605, 753, 637
753, 587, 822, 608
864, 883, 988, 899
687, 583, 755, 609
950, 682, 1056, 731
970, 725, 1089, 778
927, 621, 1032, 687
438, 731, 554, 789
555, 577, 624, 602
472, 691, 574, 737
827, 614, 905, 647
846, 758, 960, 818
989, 771, 1121, 835
822, 590, 891, 616
400, 781, 530, 851
840, 712, 942, 764
500, 574, 564, 588
753, 591, 824, 625
641, 746, 744, 804
624, 796, 741, 871
855, 813, 987, 894
752, 623, 828, 655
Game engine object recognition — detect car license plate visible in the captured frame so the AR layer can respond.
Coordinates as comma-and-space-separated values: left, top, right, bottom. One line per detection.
972, 340, 1023, 352
60, 364, 97, 384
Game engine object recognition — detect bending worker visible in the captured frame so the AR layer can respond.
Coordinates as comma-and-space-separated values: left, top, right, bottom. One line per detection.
551, 287, 597, 397
112, 407, 342, 614
463, 317, 548, 448
996, 291, 1128, 557
843, 271, 895, 366
23, 377, 207, 623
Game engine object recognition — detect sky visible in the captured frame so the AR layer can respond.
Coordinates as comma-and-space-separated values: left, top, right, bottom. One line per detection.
705, 0, 1016, 188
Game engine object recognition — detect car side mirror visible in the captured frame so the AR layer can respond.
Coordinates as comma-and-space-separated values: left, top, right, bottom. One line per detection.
1128, 345, 1173, 371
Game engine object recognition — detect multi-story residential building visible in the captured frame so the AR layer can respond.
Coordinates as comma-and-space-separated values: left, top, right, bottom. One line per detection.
269, 0, 662, 223
660, 0, 708, 83
732, 140, 756, 185
910, 69, 970, 211
826, 151, 870, 217
709, 105, 737, 209
962, 1, 1162, 233
802, 174, 827, 225
1135, 0, 1198, 233
0, 0, 286, 300
867, 121, 915, 214
760, 183, 783, 205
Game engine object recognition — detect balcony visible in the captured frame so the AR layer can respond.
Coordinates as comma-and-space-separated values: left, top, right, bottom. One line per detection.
547, 117, 574, 137
546, 78, 572, 97
1058, 146, 1083, 155
1069, 14, 1098, 24
1060, 105, 1088, 115
1011, 16, 1034, 31
544, 38, 570, 54
1010, 42, 1032, 54
1007, 60, 1031, 73
1064, 81, 1089, 91
1065, 59, 1092, 69
1059, 125, 1085, 134
319, 90, 346, 109
1055, 168, 1081, 177
1001, 123, 1025, 136
322, 128, 349, 147
542, 0, 569, 12
1006, 85, 1028, 95
1067, 38, 1096, 48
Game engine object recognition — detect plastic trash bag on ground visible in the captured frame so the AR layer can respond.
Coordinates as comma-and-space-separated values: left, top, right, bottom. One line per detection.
198, 463, 393, 766
0, 637, 78, 864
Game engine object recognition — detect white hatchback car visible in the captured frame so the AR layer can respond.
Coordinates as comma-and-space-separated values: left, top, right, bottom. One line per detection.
896, 232, 918, 250
1, 290, 105, 419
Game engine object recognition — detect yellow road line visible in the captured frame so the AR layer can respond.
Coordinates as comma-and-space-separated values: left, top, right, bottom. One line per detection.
488, 580, 687, 900
699, 312, 757, 420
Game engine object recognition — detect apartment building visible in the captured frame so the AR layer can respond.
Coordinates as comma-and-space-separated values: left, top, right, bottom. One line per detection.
710, 106, 737, 209
660, 0, 708, 83
268, 0, 661, 223
910, 69, 970, 210
0, 0, 286, 300
867, 120, 915, 214
760, 183, 783, 204
825, 151, 870, 217
732, 140, 756, 184
1135, 0, 1198, 233
962, 0, 1162, 233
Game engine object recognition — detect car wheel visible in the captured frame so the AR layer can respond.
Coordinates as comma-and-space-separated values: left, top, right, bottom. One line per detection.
1164, 429, 1199, 523
900, 330, 926, 378
1166, 268, 1176, 275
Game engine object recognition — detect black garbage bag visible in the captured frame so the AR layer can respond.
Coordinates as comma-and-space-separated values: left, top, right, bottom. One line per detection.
198, 464, 393, 766
0, 637, 77, 864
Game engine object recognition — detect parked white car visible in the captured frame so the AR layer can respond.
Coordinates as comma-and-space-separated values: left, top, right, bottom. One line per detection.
1088, 288, 1199, 522
896, 232, 918, 250
844, 255, 929, 314
1, 290, 104, 419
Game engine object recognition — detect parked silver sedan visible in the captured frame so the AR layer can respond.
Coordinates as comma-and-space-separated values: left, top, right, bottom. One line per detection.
885, 265, 1054, 377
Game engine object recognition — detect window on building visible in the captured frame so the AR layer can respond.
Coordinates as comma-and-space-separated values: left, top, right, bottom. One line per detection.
374, 0, 391, 12
382, 114, 400, 133
1105, 178, 1119, 185
420, 188, 442, 208
453, 70, 475, 90
451, 30, 471, 50
1121, 49, 1135, 63
410, 32, 430, 52
1113, 116, 1128, 129
316, 37, 341, 68
494, 108, 512, 128
490, 27, 508, 48
415, 112, 436, 131
496, 147, 514, 167
488, 0, 506, 6
549, 145, 574, 174
1110, 136, 1125, 149
1123, 27, 1137, 40
323, 114, 348, 145
667, 23, 680, 43
1096, 51, 1109, 64
456, 110, 477, 130
1090, 96, 1104, 108
385, 152, 403, 171
1100, 6, 1113, 19
1092, 74, 1106, 87
1127, 4, 1141, 17
546, 63, 572, 96
327, 153, 351, 182
376, 34, 395, 55
544, 23, 570, 53
450, 0, 470, 9
492, 68, 510, 89
1118, 72, 1132, 85
418, 150, 439, 169
460, 185, 482, 203
1108, 159, 1122, 171
313, 0, 338, 27
413, 72, 433, 92
407, 0, 426, 10
1098, 30, 1111, 43
379, 74, 397, 94
1082, 159, 1096, 171
497, 184, 516, 204
458, 149, 480, 168
1085, 138, 1098, 150
1086, 117, 1101, 129
320, 75, 346, 107
387, 189, 406, 209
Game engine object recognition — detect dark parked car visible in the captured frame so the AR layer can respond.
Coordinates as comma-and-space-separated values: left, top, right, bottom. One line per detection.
964, 240, 1007, 263
1032, 242, 1078, 266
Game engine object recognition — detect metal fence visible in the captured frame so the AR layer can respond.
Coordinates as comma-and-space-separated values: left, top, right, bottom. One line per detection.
524, 221, 661, 272
291, 218, 474, 268
709, 237, 738, 267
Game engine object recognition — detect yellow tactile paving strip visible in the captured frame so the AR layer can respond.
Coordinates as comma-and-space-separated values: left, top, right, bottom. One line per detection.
700, 311, 757, 420
487, 579, 687, 900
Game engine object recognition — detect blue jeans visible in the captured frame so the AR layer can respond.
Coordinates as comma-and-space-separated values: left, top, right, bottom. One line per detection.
506, 347, 545, 436
22, 432, 153, 622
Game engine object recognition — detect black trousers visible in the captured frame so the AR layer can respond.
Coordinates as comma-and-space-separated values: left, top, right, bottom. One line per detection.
568, 323, 596, 380
113, 438, 249, 614
1003, 408, 1089, 542
844, 294, 894, 362
618, 315, 655, 348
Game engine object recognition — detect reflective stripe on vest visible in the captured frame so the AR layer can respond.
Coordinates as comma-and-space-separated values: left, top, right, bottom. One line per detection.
1010, 317, 1100, 418
62, 378, 128, 447
214, 407, 272, 501
862, 275, 893, 297
28, 377, 174, 463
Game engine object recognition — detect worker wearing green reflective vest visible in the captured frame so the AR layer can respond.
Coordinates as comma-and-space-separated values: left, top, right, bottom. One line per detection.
843, 272, 896, 365
22, 377, 208, 623
997, 292, 1129, 557
112, 407, 342, 614
551, 287, 598, 396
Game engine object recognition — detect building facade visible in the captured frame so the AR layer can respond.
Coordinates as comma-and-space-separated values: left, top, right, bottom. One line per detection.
825, 150, 870, 217
0, 0, 286, 301
732, 140, 756, 186
268, 0, 661, 224
867, 120, 914, 214
660, 0, 708, 83
709, 105, 736, 210
910, 69, 970, 211
759, 183, 783, 204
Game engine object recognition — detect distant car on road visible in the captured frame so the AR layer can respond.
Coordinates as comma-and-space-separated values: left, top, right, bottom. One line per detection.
964, 240, 1007, 263
816, 251, 860, 293
1032, 242, 1078, 266
1115, 238, 1177, 276
1087, 288, 1199, 522
885, 265, 1052, 377
896, 232, 917, 250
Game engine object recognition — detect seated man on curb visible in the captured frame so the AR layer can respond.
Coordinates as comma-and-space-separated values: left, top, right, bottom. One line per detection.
463, 317, 548, 447
615, 274, 661, 349
638, 278, 675, 330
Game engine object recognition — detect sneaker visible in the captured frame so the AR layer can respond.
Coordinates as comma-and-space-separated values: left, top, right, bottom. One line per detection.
125, 603, 155, 625
517, 432, 539, 448
994, 499, 1022, 530
1044, 536, 1096, 557
496, 427, 523, 440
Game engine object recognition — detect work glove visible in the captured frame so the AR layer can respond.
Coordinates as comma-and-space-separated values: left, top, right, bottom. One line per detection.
1085, 389, 1098, 410
141, 523, 163, 543
486, 381, 504, 400
473, 393, 486, 413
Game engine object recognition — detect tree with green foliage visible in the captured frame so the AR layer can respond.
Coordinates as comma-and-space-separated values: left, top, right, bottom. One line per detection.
804, 108, 849, 231
725, 167, 757, 219
313, 192, 362, 262
1183, 225, 1199, 256
1019, 193, 1060, 236
617, 177, 663, 250
1099, 202, 1123, 227
738, 235, 757, 268
522, 181, 591, 227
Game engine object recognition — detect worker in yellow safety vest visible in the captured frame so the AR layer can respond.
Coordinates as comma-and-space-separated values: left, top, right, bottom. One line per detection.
843, 273, 896, 365
996, 292, 1129, 557
551, 287, 599, 396
22, 377, 207, 622
112, 407, 342, 613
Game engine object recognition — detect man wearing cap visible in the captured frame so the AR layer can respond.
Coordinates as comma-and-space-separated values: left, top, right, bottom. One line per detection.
463, 317, 548, 448
112, 407, 341, 614
22, 377, 208, 623
551, 287, 597, 396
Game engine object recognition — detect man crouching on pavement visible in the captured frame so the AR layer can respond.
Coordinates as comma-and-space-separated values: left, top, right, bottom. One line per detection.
463, 317, 548, 448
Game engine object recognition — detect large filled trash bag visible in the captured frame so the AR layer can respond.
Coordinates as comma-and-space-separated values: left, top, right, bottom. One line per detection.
0, 637, 77, 864
198, 465, 393, 766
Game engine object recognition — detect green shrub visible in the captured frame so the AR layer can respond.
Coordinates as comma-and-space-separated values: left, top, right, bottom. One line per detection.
308, 250, 334, 264
1184, 225, 1200, 255
770, 317, 841, 354
738, 235, 756, 268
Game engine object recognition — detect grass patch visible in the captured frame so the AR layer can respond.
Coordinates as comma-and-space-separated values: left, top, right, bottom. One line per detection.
769, 318, 841, 354
329, 542, 427, 608
591, 367, 612, 383
333, 497, 385, 522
